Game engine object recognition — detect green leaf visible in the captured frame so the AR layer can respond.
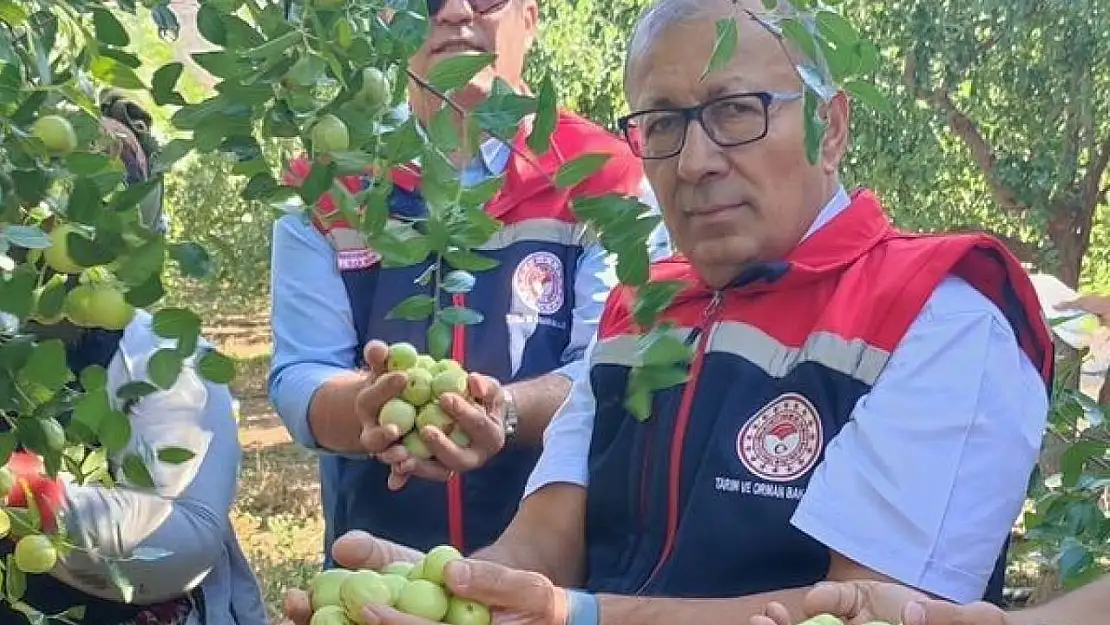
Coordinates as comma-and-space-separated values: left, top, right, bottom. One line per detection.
98, 410, 133, 454
438, 306, 484, 326
554, 153, 611, 189
442, 270, 476, 294
843, 81, 893, 117
426, 321, 451, 360
527, 74, 558, 155
120, 454, 156, 489
386, 294, 436, 321
802, 89, 824, 166
105, 560, 135, 603
147, 349, 184, 389
632, 281, 685, 328
814, 10, 860, 50
151, 62, 187, 107
116, 381, 158, 402
152, 308, 202, 340
196, 3, 228, 46
197, 350, 236, 384
169, 242, 216, 278
426, 52, 496, 92
703, 18, 739, 79
89, 56, 145, 90
92, 7, 130, 47
639, 332, 693, 368
444, 249, 499, 272
2, 225, 50, 248
21, 340, 70, 393
157, 447, 196, 464
79, 365, 108, 392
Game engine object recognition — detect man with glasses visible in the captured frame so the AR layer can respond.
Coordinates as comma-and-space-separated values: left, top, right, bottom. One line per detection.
283, 1, 1053, 624
269, 0, 671, 571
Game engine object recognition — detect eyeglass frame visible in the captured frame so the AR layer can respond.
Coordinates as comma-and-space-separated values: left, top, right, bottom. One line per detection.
425, 0, 512, 17
616, 90, 804, 160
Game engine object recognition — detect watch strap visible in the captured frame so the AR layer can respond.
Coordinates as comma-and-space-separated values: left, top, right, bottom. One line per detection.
566, 589, 599, 625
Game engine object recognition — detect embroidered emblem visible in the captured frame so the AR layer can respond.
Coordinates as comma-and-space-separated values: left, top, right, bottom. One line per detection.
736, 392, 823, 483
513, 251, 564, 315
328, 227, 380, 271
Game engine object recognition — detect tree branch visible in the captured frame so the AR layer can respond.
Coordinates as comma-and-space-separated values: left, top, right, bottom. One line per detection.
928, 88, 1029, 214
1080, 134, 1110, 210
952, 223, 1039, 264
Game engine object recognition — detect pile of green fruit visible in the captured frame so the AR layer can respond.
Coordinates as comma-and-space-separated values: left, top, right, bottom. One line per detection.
799, 616, 895, 624
379, 342, 476, 460
308, 545, 491, 625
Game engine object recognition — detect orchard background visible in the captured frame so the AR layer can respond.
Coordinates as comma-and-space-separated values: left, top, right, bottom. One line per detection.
0, 0, 1107, 622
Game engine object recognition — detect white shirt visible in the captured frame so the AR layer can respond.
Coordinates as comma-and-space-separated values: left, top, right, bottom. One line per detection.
522, 188, 1049, 604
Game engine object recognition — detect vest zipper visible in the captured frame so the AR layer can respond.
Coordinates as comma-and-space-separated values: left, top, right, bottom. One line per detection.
447, 292, 467, 553
637, 289, 724, 592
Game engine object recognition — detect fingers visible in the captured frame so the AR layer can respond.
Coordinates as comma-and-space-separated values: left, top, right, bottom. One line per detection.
282, 588, 313, 625
363, 340, 390, 375
356, 373, 409, 454
901, 599, 1004, 625
445, 559, 556, 613
803, 582, 863, 621
749, 602, 794, 625
420, 375, 505, 471
332, 530, 422, 571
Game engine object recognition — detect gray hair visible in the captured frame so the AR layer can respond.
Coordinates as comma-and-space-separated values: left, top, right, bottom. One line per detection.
623, 0, 802, 96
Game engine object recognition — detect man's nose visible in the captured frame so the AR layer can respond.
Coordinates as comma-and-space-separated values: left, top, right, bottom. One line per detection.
435, 0, 476, 24
676, 119, 728, 184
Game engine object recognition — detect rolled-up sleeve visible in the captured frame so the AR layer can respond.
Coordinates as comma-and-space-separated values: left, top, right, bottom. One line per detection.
524, 336, 599, 499
791, 276, 1049, 603
267, 214, 359, 449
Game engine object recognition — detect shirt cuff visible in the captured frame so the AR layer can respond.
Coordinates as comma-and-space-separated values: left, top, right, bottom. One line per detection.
271, 365, 351, 451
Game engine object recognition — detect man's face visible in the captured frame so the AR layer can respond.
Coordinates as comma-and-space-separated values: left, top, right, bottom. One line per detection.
408, 0, 537, 114
624, 5, 849, 288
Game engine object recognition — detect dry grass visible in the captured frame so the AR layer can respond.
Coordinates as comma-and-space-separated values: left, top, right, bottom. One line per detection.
208, 314, 327, 623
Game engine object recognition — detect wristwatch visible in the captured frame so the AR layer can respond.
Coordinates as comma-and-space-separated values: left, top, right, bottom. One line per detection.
501, 388, 520, 444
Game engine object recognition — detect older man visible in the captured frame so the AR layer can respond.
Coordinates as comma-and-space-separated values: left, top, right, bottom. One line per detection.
284, 0, 1052, 623
270, 0, 670, 563
750, 577, 1110, 625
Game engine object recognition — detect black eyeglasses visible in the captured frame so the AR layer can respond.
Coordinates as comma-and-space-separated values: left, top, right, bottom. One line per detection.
426, 0, 511, 16
617, 91, 803, 160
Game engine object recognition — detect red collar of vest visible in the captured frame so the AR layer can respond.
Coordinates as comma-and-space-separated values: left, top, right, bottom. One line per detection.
665, 187, 893, 302
387, 110, 603, 219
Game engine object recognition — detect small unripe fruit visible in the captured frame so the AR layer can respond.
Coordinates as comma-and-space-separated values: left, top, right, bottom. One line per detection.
387, 342, 419, 371
379, 399, 417, 435
414, 355, 436, 370
395, 579, 450, 621
14, 534, 57, 574
33, 115, 78, 156
416, 403, 453, 432
312, 114, 350, 153
341, 570, 392, 624
380, 573, 408, 604
381, 561, 414, 577
432, 369, 468, 399
310, 605, 351, 625
311, 568, 353, 610
44, 224, 87, 275
403, 432, 433, 460
422, 545, 462, 585
403, 368, 434, 406
446, 597, 492, 625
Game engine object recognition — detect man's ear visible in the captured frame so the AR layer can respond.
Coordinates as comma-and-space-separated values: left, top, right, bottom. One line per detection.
521, 0, 539, 47
819, 91, 851, 174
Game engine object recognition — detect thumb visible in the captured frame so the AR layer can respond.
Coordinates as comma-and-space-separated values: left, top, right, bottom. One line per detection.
445, 559, 554, 610
803, 582, 862, 620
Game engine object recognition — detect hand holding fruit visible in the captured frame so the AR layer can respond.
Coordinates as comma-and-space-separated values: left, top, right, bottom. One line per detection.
749, 581, 1007, 625
288, 539, 567, 625
358, 341, 508, 491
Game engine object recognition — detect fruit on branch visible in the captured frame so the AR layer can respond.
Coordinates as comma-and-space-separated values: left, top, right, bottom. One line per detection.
357, 67, 391, 113
31, 115, 78, 157
311, 114, 350, 153
43, 224, 88, 275
64, 283, 136, 330
13, 534, 58, 574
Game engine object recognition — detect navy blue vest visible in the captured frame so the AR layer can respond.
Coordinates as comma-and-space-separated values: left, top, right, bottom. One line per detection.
580, 196, 1053, 603
319, 183, 586, 559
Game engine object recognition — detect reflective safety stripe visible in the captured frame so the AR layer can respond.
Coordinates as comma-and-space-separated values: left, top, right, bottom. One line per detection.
319, 218, 590, 253
593, 321, 891, 386
476, 218, 592, 251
